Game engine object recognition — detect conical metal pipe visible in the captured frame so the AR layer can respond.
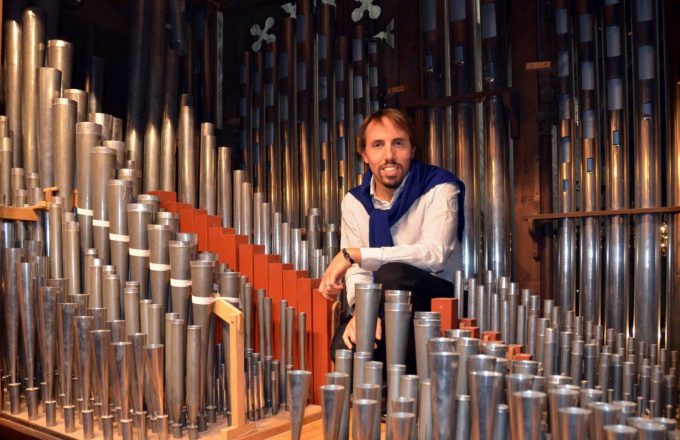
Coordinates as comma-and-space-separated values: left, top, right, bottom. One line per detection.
321, 384, 344, 440
514, 390, 546, 440
415, 318, 441, 379
74, 315, 94, 413
167, 318, 185, 436
558, 407, 591, 440
603, 424, 637, 439
429, 350, 460, 440
288, 370, 312, 440
389, 412, 415, 440
326, 371, 350, 440
186, 325, 201, 436
36, 286, 58, 405
17, 261, 38, 390
149, 224, 172, 311
418, 379, 433, 440
548, 387, 579, 440
469, 370, 503, 440
190, 258, 216, 419
111, 341, 133, 425
353, 399, 378, 440
1, 247, 23, 388
57, 302, 77, 406
589, 402, 622, 440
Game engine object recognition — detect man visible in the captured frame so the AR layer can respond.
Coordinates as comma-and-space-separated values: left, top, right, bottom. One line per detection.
318, 108, 465, 371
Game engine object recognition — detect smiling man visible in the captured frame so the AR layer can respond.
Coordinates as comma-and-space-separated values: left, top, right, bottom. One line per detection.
318, 108, 465, 372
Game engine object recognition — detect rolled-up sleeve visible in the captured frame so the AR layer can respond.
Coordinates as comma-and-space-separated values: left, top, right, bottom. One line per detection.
341, 197, 373, 308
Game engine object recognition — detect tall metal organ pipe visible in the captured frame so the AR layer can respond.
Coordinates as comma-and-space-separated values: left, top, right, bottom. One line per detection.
265, 40, 281, 216
554, 0, 577, 312
632, 0, 662, 346
420, 0, 445, 168
603, 0, 630, 335
318, 2, 336, 226
125, 0, 149, 171
576, 0, 601, 325
296, 0, 314, 227
481, 0, 511, 278
280, 17, 299, 227
450, 0, 479, 279
671, 82, 680, 352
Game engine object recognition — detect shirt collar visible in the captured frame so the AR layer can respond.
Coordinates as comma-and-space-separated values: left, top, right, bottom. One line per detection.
369, 171, 410, 208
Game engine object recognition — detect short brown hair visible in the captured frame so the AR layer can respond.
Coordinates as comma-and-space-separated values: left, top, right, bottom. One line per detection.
357, 108, 415, 152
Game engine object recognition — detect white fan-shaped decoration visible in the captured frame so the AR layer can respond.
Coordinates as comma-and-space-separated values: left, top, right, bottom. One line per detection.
352, 0, 381, 22
373, 18, 395, 48
282, 2, 297, 19
250, 16, 276, 52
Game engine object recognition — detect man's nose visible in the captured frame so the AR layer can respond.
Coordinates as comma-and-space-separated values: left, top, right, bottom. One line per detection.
385, 144, 395, 160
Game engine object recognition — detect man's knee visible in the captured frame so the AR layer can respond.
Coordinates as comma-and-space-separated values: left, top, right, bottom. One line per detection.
374, 262, 414, 289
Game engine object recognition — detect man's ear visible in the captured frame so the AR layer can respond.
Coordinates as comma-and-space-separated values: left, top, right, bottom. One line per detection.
410, 147, 416, 159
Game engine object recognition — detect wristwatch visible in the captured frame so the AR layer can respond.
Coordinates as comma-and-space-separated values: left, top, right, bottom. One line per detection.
341, 248, 355, 265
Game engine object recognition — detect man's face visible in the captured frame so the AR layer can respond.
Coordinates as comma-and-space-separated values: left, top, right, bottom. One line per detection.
361, 117, 415, 200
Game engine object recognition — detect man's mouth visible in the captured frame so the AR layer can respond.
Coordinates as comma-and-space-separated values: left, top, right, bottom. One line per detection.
380, 164, 400, 177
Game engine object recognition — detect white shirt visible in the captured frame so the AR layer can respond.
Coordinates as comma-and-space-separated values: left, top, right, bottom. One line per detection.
341, 173, 461, 307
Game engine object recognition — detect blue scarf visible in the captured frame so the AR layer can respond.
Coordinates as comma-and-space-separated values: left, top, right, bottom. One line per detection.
349, 160, 465, 247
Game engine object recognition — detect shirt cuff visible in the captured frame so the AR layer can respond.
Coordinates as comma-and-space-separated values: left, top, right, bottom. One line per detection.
359, 247, 383, 271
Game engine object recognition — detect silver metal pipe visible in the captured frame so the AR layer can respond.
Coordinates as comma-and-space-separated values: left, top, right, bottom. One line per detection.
632, 0, 661, 348
46, 39, 72, 92
92, 147, 117, 265
355, 383, 382, 440
218, 147, 233, 228
199, 125, 217, 215
160, 49, 179, 192
354, 283, 382, 355
548, 387, 579, 440
111, 340, 133, 431
124, 0, 149, 170
5, 20, 23, 168
48, 196, 64, 278
603, 424, 637, 439
558, 407, 591, 440
190, 259, 216, 421
353, 398, 378, 440
386, 364, 406, 440
37, 67, 61, 188
118, 167, 142, 199
242, 181, 253, 241
385, 302, 412, 367
414, 318, 441, 379
0, 138, 11, 205
74, 315, 94, 418
76, 122, 103, 251
64, 88, 88, 123
429, 350, 459, 440
514, 390, 546, 440
128, 203, 153, 299
124, 286, 140, 335
17, 261, 37, 396
326, 371, 351, 440
389, 413, 415, 440
167, 318, 185, 436
52, 98, 77, 211
418, 379, 433, 440
470, 370, 503, 440
21, 8, 44, 180
107, 180, 132, 304
298, 311, 307, 370
288, 370, 312, 440
169, 240, 193, 323
149, 224, 172, 311
36, 285, 58, 411
178, 105, 197, 207
233, 170, 244, 234
321, 384, 344, 440
142, 0, 166, 193
186, 325, 201, 437
589, 402, 622, 440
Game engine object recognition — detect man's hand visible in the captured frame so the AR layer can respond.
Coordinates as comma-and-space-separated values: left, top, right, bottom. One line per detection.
342, 316, 382, 349
318, 249, 360, 300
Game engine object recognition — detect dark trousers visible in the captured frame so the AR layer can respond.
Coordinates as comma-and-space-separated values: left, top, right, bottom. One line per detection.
330, 262, 454, 374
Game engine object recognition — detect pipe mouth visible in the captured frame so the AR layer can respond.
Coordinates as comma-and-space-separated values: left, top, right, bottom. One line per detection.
48, 39, 73, 48
156, 212, 179, 219
64, 88, 86, 96
91, 146, 117, 156
127, 203, 153, 213
189, 260, 216, 268
148, 224, 172, 231
118, 169, 142, 177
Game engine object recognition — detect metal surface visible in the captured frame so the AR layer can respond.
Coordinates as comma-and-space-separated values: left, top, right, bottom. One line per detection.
149, 224, 172, 311
91, 147, 117, 265
354, 283, 381, 354
5, 20, 23, 168
128, 203, 153, 299
52, 98, 77, 211
429, 350, 459, 440
320, 384, 344, 440
21, 8, 44, 180
178, 105, 197, 206
470, 370, 503, 440
288, 370, 312, 440
37, 67, 61, 188
76, 122, 103, 251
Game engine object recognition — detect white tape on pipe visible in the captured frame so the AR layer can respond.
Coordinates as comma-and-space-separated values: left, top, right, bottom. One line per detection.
92, 219, 110, 227
192, 295, 215, 305
77, 208, 94, 216
129, 248, 151, 257
109, 233, 130, 242
170, 278, 192, 287
149, 263, 171, 272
